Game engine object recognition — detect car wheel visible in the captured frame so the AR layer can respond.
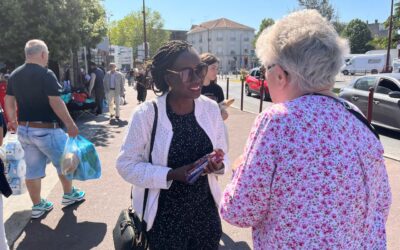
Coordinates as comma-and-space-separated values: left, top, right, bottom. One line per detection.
350, 72, 355, 75
343, 70, 349, 75
371, 69, 378, 74
245, 84, 251, 96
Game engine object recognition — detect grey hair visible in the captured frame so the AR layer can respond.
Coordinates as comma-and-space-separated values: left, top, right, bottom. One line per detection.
24, 39, 48, 57
256, 9, 349, 92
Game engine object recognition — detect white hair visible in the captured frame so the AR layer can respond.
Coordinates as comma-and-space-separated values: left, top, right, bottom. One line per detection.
256, 9, 349, 92
24, 39, 48, 57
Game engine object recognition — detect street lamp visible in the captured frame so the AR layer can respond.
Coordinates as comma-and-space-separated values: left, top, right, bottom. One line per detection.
385, 0, 394, 72
142, 0, 148, 60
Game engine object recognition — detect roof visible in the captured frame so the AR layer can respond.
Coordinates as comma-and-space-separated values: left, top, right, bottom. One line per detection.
187, 18, 255, 34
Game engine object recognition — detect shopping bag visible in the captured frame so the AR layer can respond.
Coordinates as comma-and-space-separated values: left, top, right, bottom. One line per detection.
61, 135, 101, 181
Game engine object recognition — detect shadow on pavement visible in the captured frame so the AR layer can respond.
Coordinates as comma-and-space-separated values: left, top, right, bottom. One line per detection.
14, 202, 106, 250
219, 232, 251, 250
375, 126, 400, 140
109, 119, 128, 127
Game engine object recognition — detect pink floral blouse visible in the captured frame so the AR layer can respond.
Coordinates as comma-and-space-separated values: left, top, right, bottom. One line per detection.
220, 95, 392, 249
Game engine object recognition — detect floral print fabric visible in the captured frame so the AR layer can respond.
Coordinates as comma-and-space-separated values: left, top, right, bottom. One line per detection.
220, 95, 392, 250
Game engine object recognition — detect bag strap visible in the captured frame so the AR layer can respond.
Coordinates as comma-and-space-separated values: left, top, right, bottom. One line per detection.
307, 93, 380, 140
140, 101, 158, 228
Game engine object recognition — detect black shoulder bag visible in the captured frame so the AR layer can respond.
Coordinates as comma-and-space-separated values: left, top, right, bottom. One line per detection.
113, 101, 158, 250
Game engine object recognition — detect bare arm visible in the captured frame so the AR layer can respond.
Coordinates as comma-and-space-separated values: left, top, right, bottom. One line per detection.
88, 73, 96, 95
5, 95, 18, 131
48, 96, 78, 137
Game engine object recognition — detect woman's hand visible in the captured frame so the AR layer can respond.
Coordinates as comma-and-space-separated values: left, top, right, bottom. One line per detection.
204, 149, 225, 174
167, 164, 194, 183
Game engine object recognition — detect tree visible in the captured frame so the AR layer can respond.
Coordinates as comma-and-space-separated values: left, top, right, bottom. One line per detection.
343, 19, 374, 53
0, 0, 107, 64
298, 0, 335, 21
253, 18, 275, 46
109, 9, 170, 59
369, 2, 400, 50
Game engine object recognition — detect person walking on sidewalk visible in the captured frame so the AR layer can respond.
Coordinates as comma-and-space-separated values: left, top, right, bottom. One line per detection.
220, 10, 392, 249
103, 63, 125, 120
5, 39, 85, 219
135, 68, 148, 104
88, 62, 105, 115
116, 40, 228, 250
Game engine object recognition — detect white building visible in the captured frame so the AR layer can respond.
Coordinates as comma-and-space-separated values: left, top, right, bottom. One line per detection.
187, 18, 256, 73
109, 45, 133, 72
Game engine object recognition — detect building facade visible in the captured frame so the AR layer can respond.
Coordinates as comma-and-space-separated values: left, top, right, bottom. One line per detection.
187, 18, 256, 73
109, 45, 133, 72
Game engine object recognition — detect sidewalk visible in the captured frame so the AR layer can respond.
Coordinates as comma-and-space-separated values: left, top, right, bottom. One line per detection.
4, 86, 400, 249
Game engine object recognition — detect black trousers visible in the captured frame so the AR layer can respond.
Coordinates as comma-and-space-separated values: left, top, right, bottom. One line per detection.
136, 84, 147, 102
94, 88, 105, 114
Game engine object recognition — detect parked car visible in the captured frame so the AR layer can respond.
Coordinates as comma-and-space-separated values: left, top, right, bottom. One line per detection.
338, 73, 400, 131
245, 67, 270, 101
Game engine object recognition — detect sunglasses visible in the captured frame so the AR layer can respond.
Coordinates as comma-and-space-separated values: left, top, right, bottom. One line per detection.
166, 63, 208, 83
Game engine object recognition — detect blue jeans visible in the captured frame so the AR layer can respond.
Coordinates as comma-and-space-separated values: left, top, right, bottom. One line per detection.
17, 126, 67, 180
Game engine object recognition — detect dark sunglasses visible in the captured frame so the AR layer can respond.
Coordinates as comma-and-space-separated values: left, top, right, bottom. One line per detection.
166, 63, 208, 83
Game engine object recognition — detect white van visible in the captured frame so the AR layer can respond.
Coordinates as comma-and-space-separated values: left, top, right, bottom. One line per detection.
341, 54, 387, 75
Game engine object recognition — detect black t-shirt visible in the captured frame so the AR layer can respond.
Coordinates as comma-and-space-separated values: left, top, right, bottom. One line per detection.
6, 63, 62, 122
201, 82, 225, 103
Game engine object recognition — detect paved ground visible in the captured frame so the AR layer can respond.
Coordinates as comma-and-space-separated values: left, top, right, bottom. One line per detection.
4, 86, 400, 249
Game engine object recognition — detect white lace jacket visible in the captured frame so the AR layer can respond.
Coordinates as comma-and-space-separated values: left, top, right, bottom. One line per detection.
116, 93, 229, 231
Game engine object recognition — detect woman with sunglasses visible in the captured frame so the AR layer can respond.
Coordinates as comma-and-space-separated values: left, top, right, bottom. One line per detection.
116, 40, 228, 249
220, 10, 391, 249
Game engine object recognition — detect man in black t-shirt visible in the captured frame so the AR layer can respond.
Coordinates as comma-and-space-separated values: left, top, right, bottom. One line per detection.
5, 39, 85, 219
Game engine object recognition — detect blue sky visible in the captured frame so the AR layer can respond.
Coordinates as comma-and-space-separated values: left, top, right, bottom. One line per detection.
103, 0, 393, 31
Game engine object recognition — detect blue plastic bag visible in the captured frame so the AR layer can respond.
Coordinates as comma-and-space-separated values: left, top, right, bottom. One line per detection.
61, 135, 101, 181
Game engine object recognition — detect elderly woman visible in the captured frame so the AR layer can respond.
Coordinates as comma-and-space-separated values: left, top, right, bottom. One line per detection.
116, 40, 228, 249
220, 10, 391, 249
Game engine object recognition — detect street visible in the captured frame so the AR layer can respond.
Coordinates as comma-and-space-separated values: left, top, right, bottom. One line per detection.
217, 75, 400, 161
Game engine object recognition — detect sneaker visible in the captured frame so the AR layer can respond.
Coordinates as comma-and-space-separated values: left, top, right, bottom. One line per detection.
32, 199, 53, 219
62, 187, 85, 206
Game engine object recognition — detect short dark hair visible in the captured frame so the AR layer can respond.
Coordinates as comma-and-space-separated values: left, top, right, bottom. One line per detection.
150, 40, 192, 95
200, 53, 219, 66
89, 61, 97, 67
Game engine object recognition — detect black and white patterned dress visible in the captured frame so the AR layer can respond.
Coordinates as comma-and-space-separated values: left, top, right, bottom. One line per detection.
147, 101, 222, 250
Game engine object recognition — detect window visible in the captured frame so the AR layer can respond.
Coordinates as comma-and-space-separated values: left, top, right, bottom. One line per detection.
368, 59, 382, 64
354, 77, 376, 91
230, 37, 236, 41
230, 50, 236, 56
376, 78, 400, 94
217, 31, 223, 41
244, 37, 250, 42
199, 46, 203, 54
244, 49, 249, 54
217, 47, 223, 55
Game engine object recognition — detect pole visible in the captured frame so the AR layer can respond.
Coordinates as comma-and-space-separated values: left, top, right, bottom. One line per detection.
385, 0, 394, 72
142, 0, 148, 60
240, 78, 244, 111
226, 77, 229, 99
367, 87, 375, 123
259, 66, 266, 113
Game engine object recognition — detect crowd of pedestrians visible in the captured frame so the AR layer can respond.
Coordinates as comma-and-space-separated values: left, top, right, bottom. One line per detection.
0, 9, 393, 250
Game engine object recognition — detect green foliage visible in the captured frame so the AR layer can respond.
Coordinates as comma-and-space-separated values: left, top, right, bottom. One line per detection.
369, 2, 400, 50
109, 9, 170, 58
343, 19, 374, 53
298, 0, 335, 21
253, 18, 275, 46
0, 0, 107, 64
